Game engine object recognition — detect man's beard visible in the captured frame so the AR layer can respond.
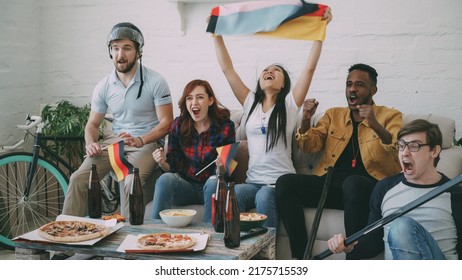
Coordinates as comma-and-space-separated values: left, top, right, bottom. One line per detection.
115, 59, 137, 73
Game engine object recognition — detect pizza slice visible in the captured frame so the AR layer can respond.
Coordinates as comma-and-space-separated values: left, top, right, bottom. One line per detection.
102, 213, 125, 222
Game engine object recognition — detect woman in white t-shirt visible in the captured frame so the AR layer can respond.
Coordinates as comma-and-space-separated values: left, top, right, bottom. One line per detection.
211, 9, 332, 227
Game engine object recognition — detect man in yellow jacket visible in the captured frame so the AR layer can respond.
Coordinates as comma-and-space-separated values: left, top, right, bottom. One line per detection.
276, 63, 402, 259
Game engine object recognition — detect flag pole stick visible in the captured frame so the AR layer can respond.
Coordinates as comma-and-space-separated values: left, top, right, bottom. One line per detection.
195, 159, 217, 176
83, 145, 109, 158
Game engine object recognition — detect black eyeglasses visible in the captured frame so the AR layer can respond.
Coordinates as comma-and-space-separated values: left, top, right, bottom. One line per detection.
395, 140, 430, 152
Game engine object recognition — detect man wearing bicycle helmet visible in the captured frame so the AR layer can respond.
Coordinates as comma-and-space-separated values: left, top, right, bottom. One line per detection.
63, 22, 173, 218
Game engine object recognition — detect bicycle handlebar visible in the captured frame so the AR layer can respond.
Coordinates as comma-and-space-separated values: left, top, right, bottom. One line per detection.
1, 115, 42, 152
1, 139, 25, 151
17, 115, 42, 130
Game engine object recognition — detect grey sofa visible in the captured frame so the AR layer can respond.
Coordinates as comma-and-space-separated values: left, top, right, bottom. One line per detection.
144, 111, 462, 260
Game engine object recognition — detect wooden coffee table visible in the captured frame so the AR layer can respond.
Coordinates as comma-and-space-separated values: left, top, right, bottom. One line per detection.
14, 219, 276, 260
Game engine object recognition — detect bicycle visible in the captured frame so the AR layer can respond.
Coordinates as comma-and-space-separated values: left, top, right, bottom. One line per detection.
0, 114, 119, 250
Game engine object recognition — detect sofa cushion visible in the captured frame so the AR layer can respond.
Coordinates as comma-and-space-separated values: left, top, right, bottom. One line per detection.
277, 208, 345, 241
230, 110, 246, 140
437, 146, 462, 178
277, 208, 346, 260
233, 140, 249, 184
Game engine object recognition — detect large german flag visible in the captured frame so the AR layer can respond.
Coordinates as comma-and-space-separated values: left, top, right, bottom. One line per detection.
206, 0, 328, 41
108, 140, 134, 182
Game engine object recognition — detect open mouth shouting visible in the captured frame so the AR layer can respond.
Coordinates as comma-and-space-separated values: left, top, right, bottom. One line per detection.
263, 74, 275, 81
402, 159, 414, 175
348, 93, 359, 106
191, 107, 201, 117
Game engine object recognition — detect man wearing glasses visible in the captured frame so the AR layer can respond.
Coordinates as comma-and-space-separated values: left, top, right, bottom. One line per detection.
327, 119, 462, 259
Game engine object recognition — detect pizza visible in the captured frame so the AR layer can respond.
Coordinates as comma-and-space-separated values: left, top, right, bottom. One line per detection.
38, 220, 108, 242
136, 233, 196, 250
102, 213, 125, 222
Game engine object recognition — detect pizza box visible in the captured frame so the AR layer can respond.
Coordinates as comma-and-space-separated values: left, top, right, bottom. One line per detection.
117, 233, 209, 253
14, 214, 124, 246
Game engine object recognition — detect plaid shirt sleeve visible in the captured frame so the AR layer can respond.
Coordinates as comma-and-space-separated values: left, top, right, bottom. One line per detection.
213, 119, 236, 146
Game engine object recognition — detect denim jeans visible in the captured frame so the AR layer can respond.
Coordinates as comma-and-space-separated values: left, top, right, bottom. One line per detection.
151, 173, 217, 223
234, 183, 276, 227
387, 216, 446, 260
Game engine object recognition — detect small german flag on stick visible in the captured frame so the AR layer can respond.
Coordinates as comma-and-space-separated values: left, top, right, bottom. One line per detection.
108, 140, 134, 181
195, 142, 240, 176
216, 142, 239, 176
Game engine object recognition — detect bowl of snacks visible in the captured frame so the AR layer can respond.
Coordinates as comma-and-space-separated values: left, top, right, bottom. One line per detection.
239, 212, 267, 231
159, 209, 197, 227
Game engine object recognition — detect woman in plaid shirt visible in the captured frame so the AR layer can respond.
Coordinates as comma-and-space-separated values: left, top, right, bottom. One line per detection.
151, 79, 235, 222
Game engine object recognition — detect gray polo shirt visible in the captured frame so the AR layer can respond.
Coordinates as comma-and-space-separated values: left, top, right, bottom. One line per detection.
91, 64, 172, 137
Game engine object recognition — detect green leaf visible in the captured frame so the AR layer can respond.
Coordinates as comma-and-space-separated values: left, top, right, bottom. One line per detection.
40, 99, 95, 170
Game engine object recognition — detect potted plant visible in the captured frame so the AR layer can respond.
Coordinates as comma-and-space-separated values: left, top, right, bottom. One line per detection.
455, 137, 462, 147
41, 100, 105, 170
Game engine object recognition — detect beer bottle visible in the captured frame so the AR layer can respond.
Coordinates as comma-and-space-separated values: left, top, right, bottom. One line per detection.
213, 172, 227, 233
129, 167, 144, 225
224, 182, 240, 248
88, 164, 102, 218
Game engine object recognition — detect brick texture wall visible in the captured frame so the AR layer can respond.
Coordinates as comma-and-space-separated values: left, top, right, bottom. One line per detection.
1, 0, 461, 145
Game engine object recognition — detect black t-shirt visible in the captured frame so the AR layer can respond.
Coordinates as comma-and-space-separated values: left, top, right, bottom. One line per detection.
334, 113, 369, 177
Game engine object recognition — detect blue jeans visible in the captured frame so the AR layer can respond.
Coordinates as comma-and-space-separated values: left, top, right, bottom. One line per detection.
234, 183, 276, 227
151, 173, 217, 223
387, 216, 445, 260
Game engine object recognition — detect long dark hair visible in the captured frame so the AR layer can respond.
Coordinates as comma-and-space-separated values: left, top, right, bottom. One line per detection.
246, 64, 291, 151
178, 79, 230, 145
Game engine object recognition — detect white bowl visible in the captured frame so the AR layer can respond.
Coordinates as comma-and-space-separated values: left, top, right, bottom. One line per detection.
159, 209, 197, 227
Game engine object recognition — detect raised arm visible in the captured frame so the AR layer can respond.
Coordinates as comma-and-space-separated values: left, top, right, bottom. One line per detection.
292, 8, 332, 107
213, 35, 250, 105
292, 41, 323, 107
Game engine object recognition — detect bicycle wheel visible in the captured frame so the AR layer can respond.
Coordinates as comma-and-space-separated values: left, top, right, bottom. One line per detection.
0, 152, 68, 250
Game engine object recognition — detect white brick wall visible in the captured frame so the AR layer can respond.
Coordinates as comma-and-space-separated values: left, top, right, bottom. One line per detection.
0, 0, 41, 145
1, 0, 461, 147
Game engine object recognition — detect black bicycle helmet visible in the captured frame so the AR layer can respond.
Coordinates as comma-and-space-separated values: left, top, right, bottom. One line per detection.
107, 22, 144, 58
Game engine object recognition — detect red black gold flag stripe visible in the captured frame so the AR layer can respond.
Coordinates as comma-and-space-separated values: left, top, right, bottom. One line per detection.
216, 142, 240, 176
206, 0, 328, 41
108, 140, 134, 182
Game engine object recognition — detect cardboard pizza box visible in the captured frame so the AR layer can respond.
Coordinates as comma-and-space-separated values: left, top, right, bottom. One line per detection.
117, 233, 209, 253
14, 214, 124, 245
